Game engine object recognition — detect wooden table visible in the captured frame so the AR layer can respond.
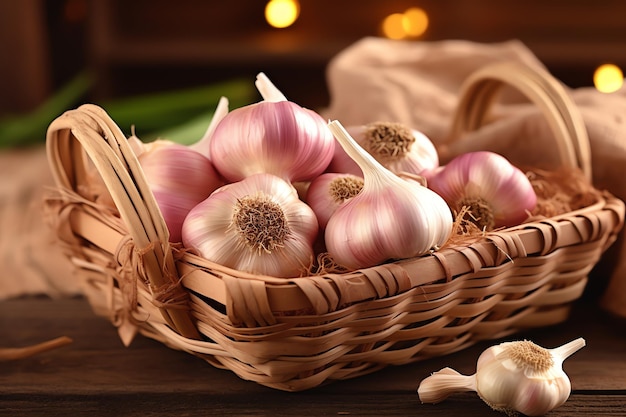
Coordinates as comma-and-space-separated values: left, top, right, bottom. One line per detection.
1, 296, 625, 416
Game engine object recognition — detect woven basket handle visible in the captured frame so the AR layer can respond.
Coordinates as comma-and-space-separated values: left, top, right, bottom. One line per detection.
46, 104, 199, 339
446, 61, 592, 181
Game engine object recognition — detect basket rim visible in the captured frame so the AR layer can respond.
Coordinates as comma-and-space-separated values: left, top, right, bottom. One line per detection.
60, 186, 624, 315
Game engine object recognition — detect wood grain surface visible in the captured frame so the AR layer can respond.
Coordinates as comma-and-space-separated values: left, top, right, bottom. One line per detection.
1, 296, 625, 416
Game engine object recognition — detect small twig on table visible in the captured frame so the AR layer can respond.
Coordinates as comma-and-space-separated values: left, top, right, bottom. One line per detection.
0, 336, 73, 361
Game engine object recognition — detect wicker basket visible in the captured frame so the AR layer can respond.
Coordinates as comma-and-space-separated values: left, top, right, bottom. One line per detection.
45, 62, 624, 392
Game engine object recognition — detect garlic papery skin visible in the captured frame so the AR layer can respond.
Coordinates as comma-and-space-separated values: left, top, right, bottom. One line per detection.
427, 151, 537, 231
209, 73, 335, 183
418, 338, 586, 416
181, 173, 319, 278
137, 142, 223, 243
327, 122, 439, 177
325, 120, 453, 270
306, 173, 364, 229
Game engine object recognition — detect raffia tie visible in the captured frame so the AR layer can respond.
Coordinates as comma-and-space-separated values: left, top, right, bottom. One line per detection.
152, 243, 194, 311
113, 236, 143, 317
43, 187, 97, 250
114, 237, 193, 313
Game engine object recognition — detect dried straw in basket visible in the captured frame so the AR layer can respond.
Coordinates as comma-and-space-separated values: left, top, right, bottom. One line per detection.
44, 62, 624, 392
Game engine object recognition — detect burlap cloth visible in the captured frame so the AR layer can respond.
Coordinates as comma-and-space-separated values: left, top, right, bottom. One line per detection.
321, 37, 626, 318
0, 147, 78, 299
2, 37, 624, 319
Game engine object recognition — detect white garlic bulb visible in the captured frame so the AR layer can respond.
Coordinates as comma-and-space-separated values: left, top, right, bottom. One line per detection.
181, 173, 318, 278
327, 122, 439, 177
418, 338, 586, 416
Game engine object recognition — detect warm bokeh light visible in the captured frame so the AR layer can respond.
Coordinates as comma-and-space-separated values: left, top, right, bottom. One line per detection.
594, 64, 624, 93
381, 13, 406, 40
382, 8, 429, 39
402, 7, 429, 37
265, 0, 300, 29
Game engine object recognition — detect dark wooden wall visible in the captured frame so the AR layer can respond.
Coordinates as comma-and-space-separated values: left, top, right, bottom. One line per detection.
2, 0, 625, 114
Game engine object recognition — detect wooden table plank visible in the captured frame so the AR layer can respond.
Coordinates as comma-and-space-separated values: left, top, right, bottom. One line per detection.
1, 297, 625, 416
2, 392, 625, 417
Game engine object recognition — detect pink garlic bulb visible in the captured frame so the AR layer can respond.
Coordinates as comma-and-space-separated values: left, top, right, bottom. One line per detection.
427, 151, 537, 230
325, 121, 452, 270
306, 173, 364, 229
209, 73, 335, 182
137, 140, 223, 242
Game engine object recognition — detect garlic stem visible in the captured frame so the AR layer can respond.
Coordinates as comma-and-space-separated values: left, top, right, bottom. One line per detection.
255, 72, 287, 102
551, 337, 586, 363
418, 367, 477, 404
327, 120, 400, 189
191, 96, 229, 156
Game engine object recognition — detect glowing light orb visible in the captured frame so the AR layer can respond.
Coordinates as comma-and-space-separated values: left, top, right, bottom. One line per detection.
594, 64, 624, 93
382, 13, 407, 40
265, 0, 300, 29
382, 8, 429, 39
403, 7, 429, 37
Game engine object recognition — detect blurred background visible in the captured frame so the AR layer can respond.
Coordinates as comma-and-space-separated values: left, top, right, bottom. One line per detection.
1, 0, 626, 144
1, 0, 625, 305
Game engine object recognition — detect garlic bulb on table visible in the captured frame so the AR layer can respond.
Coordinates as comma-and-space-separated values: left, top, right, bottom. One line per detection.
181, 173, 319, 278
209, 73, 335, 182
418, 338, 586, 416
324, 120, 453, 270
426, 151, 537, 231
327, 122, 439, 177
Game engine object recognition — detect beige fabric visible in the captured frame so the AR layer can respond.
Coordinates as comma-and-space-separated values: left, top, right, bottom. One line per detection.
322, 37, 626, 318
0, 147, 79, 299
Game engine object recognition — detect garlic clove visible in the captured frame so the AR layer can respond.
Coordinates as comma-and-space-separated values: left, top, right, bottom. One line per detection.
418, 338, 586, 416
417, 367, 476, 404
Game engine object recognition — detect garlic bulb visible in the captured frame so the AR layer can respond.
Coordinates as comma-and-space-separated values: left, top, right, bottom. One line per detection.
181, 173, 318, 277
324, 120, 453, 270
418, 338, 586, 416
426, 151, 537, 231
306, 173, 364, 229
327, 122, 439, 177
209, 73, 335, 182
136, 140, 223, 242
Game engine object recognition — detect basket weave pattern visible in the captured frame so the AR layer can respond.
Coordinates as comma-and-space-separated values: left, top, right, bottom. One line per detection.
45, 63, 624, 391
